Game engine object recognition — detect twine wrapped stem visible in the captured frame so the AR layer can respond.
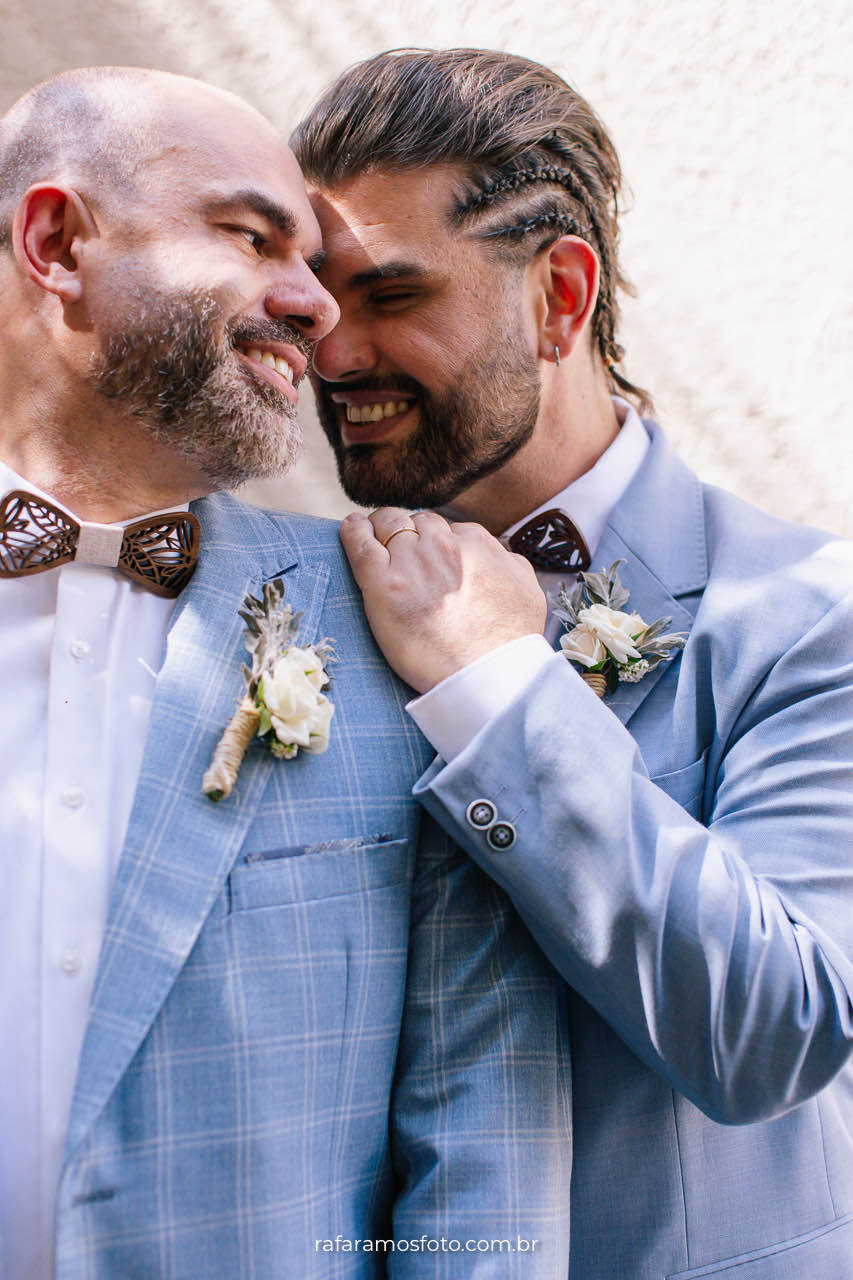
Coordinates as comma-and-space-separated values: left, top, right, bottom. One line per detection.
202, 696, 260, 801
581, 672, 607, 699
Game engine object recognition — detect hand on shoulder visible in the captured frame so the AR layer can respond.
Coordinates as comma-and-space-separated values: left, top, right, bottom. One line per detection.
340, 508, 547, 693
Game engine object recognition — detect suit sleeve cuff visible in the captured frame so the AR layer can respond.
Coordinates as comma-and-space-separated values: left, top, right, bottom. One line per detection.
406, 634, 557, 762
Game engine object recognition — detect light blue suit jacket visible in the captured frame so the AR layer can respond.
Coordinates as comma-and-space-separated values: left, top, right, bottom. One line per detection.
416, 424, 853, 1279
47, 494, 571, 1278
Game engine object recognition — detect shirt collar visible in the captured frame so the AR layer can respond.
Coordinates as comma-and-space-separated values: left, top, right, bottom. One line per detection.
500, 397, 650, 561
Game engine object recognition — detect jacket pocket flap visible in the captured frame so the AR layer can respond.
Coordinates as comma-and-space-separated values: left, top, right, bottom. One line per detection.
229, 837, 409, 911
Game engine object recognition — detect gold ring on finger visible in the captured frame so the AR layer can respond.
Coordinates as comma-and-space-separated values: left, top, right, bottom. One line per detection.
381, 526, 420, 549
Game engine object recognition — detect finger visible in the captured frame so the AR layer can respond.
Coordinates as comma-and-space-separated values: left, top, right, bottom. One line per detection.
410, 510, 457, 552
339, 512, 389, 586
368, 507, 418, 546
450, 519, 530, 563
449, 520, 524, 567
380, 526, 421, 555
410, 510, 451, 532
448, 519, 500, 545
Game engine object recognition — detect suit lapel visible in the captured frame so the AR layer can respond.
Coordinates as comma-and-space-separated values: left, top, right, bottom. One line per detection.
65, 495, 331, 1160
583, 424, 708, 727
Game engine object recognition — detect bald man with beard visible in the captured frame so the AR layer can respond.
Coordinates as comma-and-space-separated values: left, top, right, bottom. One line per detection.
0, 68, 570, 1278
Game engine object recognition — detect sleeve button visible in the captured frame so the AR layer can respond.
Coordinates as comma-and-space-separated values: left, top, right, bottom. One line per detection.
486, 821, 516, 851
466, 799, 497, 830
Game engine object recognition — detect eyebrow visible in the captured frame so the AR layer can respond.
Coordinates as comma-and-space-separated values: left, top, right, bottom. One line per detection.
349, 261, 431, 288
203, 189, 299, 237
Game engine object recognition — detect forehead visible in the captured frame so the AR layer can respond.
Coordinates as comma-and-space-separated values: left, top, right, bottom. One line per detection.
309, 165, 471, 275
140, 95, 320, 239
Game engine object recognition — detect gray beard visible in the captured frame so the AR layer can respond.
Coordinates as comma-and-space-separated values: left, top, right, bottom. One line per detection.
88, 288, 307, 490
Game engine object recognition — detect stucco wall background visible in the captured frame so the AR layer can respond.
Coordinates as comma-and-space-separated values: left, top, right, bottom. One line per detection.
2, 0, 850, 535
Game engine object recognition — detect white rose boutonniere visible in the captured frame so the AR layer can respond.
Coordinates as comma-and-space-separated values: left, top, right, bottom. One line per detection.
575, 603, 645, 665
552, 561, 686, 697
558, 622, 606, 669
202, 579, 335, 800
259, 647, 334, 757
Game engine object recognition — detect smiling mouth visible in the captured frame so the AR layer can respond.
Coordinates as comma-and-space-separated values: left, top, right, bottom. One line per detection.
238, 345, 296, 386
344, 399, 413, 423
329, 393, 418, 446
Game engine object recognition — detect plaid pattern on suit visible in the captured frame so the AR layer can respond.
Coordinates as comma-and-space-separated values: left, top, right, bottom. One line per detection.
48, 494, 571, 1278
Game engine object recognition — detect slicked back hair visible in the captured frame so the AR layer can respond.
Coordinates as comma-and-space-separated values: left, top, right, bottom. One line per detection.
292, 48, 651, 414
0, 67, 159, 250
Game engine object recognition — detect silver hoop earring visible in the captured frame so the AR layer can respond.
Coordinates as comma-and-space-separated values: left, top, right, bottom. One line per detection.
554, 346, 561, 367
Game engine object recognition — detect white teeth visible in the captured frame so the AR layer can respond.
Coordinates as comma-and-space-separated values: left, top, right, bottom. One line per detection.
345, 401, 411, 424
243, 347, 294, 385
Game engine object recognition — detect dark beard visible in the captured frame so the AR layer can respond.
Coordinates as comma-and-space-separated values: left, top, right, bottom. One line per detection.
313, 342, 541, 509
88, 288, 312, 490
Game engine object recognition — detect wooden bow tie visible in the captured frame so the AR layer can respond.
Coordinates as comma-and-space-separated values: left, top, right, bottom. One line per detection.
0, 489, 200, 598
508, 507, 591, 573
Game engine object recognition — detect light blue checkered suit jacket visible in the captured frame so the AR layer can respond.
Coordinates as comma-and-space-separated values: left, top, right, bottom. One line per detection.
46, 494, 571, 1278
417, 424, 853, 1279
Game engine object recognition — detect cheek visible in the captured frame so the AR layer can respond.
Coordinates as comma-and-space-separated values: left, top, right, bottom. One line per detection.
387, 317, 477, 378
132, 242, 258, 311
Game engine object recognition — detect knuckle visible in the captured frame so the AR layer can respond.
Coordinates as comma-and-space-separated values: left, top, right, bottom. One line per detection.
369, 506, 408, 534
371, 505, 407, 520
384, 569, 417, 600
413, 510, 448, 530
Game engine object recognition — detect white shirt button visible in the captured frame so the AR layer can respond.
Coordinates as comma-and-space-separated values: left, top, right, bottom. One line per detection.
69, 639, 90, 660
60, 787, 85, 809
60, 951, 81, 976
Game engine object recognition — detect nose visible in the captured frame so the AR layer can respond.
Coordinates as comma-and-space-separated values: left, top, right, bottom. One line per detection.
264, 261, 340, 342
311, 311, 376, 382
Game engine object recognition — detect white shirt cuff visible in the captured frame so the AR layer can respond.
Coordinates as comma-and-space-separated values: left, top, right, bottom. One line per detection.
406, 634, 556, 762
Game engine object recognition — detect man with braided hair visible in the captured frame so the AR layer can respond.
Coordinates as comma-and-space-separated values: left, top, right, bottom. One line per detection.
293, 48, 853, 1279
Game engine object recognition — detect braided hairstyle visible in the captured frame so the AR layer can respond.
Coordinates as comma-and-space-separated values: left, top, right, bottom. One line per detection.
292, 48, 652, 414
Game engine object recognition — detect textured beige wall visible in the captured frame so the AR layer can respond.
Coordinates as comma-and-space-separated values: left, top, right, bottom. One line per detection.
3, 0, 850, 534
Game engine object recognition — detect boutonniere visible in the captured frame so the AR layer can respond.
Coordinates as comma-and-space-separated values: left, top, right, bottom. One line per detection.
550, 560, 686, 698
202, 578, 335, 801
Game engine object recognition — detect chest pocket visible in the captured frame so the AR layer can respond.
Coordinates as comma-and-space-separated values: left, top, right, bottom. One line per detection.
227, 836, 410, 912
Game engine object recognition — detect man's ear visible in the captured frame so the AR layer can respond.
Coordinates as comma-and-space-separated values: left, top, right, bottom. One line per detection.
11, 184, 97, 303
535, 235, 600, 364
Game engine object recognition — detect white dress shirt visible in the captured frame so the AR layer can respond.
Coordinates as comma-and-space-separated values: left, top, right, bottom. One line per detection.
408, 399, 650, 761
0, 462, 180, 1279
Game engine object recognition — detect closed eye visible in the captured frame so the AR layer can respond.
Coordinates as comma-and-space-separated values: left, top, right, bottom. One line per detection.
227, 225, 267, 253
369, 289, 420, 310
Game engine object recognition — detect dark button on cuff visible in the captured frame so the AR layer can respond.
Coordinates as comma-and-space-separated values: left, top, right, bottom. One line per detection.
486, 821, 516, 851
466, 799, 497, 830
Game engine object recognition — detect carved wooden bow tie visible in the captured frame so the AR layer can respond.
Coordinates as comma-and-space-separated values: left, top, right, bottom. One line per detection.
0, 489, 201, 598
508, 507, 591, 573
